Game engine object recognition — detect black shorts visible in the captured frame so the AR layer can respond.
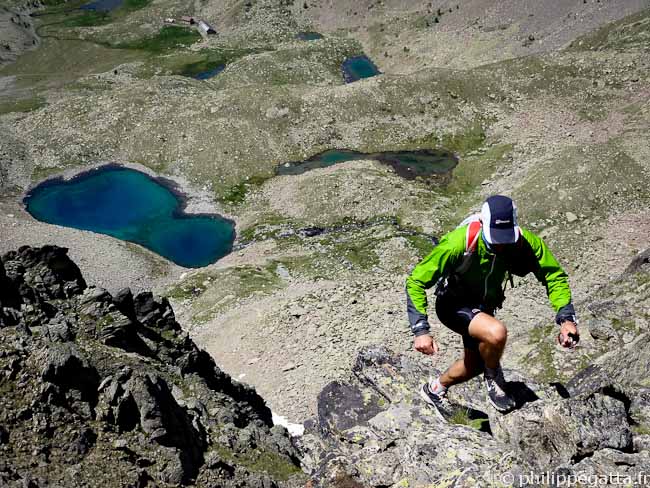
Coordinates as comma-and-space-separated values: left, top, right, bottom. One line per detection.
435, 296, 494, 351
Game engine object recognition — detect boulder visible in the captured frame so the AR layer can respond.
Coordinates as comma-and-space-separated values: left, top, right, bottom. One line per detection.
567, 333, 650, 393
490, 392, 632, 469
3, 245, 86, 301
300, 346, 532, 488
113, 287, 136, 320
568, 448, 650, 483
39, 342, 99, 406
623, 248, 650, 275
134, 292, 179, 332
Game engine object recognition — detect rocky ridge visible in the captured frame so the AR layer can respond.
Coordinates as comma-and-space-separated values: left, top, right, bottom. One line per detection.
0, 1, 39, 68
0, 245, 303, 487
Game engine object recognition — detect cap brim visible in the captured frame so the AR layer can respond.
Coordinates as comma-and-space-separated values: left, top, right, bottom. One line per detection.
487, 226, 519, 244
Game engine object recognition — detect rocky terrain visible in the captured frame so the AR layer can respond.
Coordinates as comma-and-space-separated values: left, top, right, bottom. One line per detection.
0, 245, 304, 487
1, 0, 650, 485
0, 0, 38, 67
1, 245, 649, 487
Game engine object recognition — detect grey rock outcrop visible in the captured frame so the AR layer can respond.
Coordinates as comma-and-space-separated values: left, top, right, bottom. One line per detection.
299, 346, 532, 487
0, 2, 39, 68
0, 246, 304, 488
300, 334, 650, 487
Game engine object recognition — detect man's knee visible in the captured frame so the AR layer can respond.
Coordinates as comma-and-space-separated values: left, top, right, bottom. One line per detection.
469, 313, 508, 348
486, 322, 507, 347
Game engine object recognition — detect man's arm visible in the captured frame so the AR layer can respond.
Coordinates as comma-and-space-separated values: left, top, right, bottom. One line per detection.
405, 226, 466, 336
520, 228, 579, 346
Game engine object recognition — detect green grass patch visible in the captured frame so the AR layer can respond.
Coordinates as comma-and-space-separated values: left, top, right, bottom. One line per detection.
220, 175, 272, 206
404, 234, 435, 259
0, 38, 144, 93
209, 444, 303, 482
165, 264, 286, 324
440, 124, 486, 156
331, 239, 380, 269
521, 324, 565, 383
432, 143, 513, 232
237, 215, 292, 244
113, 26, 201, 53
446, 143, 513, 194
410, 123, 487, 157
174, 47, 263, 78
40, 0, 151, 21
122, 0, 151, 10
569, 8, 650, 51
448, 408, 490, 431
632, 423, 650, 436
166, 272, 212, 300
0, 96, 46, 115
528, 323, 555, 344
61, 10, 111, 27
611, 318, 638, 333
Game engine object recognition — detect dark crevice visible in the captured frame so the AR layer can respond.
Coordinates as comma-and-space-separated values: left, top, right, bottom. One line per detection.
614, 459, 637, 467
570, 449, 594, 464
465, 407, 492, 435
598, 385, 635, 426
551, 382, 571, 399
351, 368, 392, 407
599, 385, 632, 412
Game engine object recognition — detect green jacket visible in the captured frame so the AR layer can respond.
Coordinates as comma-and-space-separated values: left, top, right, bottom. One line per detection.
406, 225, 576, 336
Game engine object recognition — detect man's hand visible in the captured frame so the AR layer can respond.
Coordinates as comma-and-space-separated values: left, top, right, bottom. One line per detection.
414, 334, 439, 355
558, 321, 579, 349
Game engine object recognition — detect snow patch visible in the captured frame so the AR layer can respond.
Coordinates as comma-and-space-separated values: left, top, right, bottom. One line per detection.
272, 411, 305, 437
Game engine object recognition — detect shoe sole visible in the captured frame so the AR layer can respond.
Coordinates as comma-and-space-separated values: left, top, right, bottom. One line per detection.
419, 385, 447, 422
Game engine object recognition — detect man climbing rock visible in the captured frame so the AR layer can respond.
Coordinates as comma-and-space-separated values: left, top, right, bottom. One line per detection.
406, 195, 578, 418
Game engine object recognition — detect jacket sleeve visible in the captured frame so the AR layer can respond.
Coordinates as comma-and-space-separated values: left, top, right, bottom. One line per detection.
405, 227, 466, 335
520, 228, 576, 324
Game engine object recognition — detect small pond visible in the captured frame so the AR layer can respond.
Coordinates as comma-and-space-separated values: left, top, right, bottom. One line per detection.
296, 32, 323, 41
276, 149, 458, 179
191, 64, 226, 80
341, 55, 380, 83
24, 166, 235, 268
80, 0, 123, 12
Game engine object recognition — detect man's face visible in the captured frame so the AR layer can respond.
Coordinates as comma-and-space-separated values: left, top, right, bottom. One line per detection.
490, 243, 516, 254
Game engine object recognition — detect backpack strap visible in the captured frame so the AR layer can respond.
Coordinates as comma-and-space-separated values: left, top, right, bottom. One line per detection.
465, 220, 482, 253
455, 220, 482, 275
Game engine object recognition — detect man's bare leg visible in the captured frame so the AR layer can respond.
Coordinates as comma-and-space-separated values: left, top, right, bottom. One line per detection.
439, 347, 484, 388
437, 312, 505, 387
460, 312, 515, 411
467, 312, 507, 369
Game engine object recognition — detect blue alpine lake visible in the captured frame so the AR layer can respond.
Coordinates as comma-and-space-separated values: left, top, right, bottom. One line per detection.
192, 64, 226, 80
341, 55, 380, 83
296, 32, 323, 41
24, 166, 235, 268
80, 0, 123, 12
276, 149, 458, 179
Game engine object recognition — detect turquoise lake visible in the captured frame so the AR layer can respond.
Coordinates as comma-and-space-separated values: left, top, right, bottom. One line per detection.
276, 149, 458, 179
296, 32, 323, 41
192, 64, 226, 80
342, 55, 380, 83
24, 166, 235, 268
80, 0, 123, 11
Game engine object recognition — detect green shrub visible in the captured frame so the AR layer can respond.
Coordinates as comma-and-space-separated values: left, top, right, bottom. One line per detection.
62, 10, 111, 27
115, 26, 201, 52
